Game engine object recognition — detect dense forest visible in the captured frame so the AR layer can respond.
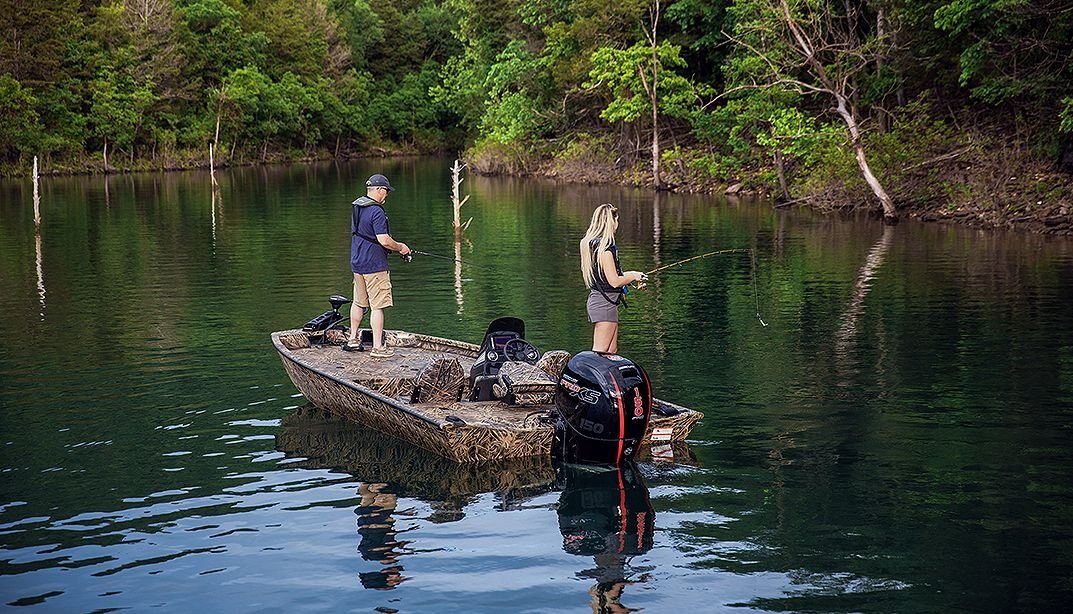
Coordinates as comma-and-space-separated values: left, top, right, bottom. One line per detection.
2, 0, 1072, 227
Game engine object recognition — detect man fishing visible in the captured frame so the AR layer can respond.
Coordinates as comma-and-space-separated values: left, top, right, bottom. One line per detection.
343, 173, 412, 358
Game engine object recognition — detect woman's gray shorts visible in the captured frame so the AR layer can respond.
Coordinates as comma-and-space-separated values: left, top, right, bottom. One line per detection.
586, 290, 621, 323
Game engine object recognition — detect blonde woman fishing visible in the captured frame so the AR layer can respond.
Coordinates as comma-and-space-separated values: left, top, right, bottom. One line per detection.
580, 203, 648, 353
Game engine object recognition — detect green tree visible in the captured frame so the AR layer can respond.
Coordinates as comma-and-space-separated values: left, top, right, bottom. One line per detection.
587, 31, 706, 187
0, 76, 43, 162
0, 0, 80, 86
87, 70, 156, 169
246, 0, 333, 80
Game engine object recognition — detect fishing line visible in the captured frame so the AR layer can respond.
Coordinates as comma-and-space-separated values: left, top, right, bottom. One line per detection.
750, 249, 768, 327
642, 247, 768, 327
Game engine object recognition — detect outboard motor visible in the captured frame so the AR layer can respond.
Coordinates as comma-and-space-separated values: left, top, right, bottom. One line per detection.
303, 295, 352, 332
468, 317, 527, 401
552, 352, 652, 464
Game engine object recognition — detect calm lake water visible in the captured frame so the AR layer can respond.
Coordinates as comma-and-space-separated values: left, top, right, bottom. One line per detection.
2, 158, 1073, 612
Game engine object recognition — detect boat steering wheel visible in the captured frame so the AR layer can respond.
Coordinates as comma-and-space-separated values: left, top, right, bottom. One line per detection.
502, 338, 540, 364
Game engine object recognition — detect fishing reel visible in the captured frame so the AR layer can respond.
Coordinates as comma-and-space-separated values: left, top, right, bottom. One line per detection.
400, 252, 413, 263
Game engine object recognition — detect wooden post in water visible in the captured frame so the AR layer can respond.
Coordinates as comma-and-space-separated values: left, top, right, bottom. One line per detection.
33, 156, 45, 316
451, 159, 471, 241
33, 156, 41, 229
454, 239, 464, 314
209, 142, 218, 187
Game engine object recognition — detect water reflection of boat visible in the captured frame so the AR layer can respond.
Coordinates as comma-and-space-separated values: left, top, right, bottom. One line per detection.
276, 405, 558, 519
278, 406, 692, 598
272, 307, 703, 463
556, 462, 655, 613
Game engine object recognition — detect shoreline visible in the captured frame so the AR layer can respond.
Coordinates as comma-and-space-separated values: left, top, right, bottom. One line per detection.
9, 149, 1072, 236
472, 150, 1073, 237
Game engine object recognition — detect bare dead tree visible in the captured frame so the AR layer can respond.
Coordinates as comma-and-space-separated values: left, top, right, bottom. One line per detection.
451, 159, 472, 240
726, 0, 899, 222
638, 0, 663, 190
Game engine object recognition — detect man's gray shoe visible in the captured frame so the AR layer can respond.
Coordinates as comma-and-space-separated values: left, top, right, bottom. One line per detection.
341, 338, 365, 352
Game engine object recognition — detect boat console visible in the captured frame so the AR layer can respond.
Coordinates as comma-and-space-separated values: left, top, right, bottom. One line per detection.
468, 317, 540, 401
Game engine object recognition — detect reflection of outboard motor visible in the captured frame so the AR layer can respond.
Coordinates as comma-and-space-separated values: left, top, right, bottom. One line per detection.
303, 295, 352, 332
468, 317, 526, 401
556, 461, 654, 558
553, 352, 652, 464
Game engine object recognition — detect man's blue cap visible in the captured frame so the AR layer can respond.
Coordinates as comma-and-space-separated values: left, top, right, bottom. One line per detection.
366, 173, 394, 191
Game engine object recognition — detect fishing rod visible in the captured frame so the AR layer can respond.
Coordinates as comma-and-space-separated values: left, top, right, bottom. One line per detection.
409, 249, 465, 264
639, 247, 768, 327
643, 248, 751, 276
404, 249, 497, 272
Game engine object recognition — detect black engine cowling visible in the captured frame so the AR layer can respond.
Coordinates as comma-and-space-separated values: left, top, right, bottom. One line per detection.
552, 352, 652, 464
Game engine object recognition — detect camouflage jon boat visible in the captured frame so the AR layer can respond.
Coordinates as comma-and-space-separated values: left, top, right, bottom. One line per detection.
272, 302, 703, 463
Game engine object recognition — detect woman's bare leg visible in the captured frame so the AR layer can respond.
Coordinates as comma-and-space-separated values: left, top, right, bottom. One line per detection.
593, 322, 618, 353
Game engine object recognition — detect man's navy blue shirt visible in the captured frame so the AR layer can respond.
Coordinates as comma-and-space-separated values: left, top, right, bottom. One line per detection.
351, 197, 390, 274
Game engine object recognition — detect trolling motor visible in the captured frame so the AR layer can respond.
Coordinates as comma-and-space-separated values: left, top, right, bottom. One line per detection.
552, 352, 652, 465
303, 295, 352, 332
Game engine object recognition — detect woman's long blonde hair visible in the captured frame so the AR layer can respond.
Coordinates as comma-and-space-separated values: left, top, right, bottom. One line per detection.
580, 203, 618, 289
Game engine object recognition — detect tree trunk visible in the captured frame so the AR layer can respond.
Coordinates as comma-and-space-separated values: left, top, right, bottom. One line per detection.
834, 95, 897, 223
651, 98, 661, 189
774, 151, 790, 201
875, 9, 891, 133
103, 139, 110, 172
650, 2, 662, 190
213, 87, 223, 147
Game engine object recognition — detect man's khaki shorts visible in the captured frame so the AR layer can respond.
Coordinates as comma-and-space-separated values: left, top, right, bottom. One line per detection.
353, 271, 393, 309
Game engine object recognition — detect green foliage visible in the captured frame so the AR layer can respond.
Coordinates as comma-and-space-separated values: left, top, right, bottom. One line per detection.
756, 107, 841, 165
477, 40, 546, 143
0, 0, 80, 85
588, 41, 695, 123
330, 0, 384, 70
0, 76, 43, 160
2, 0, 1071, 185
1061, 99, 1073, 134
933, 0, 1073, 104
245, 0, 331, 79
88, 70, 156, 155
179, 0, 265, 86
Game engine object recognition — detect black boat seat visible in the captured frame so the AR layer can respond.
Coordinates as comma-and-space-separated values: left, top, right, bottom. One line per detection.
492, 361, 558, 405
411, 355, 466, 404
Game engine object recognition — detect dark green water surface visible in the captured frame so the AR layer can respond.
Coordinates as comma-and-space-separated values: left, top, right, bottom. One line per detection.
2, 158, 1073, 612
